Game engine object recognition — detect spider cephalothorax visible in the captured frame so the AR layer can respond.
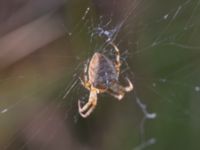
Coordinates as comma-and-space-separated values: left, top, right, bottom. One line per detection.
78, 42, 133, 118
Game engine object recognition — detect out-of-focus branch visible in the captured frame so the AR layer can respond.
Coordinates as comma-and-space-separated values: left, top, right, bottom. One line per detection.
0, 0, 66, 36
0, 11, 66, 70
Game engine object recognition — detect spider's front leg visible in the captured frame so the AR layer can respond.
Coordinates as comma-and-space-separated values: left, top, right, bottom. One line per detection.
78, 88, 98, 118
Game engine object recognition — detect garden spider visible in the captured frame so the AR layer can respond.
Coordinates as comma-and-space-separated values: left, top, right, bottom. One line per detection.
78, 42, 133, 118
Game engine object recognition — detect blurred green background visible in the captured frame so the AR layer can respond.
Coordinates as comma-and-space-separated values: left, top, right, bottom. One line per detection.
0, 0, 200, 150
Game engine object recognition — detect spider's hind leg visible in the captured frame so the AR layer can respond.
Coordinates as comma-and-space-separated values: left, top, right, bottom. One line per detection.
108, 78, 133, 100
123, 77, 134, 92
107, 90, 125, 100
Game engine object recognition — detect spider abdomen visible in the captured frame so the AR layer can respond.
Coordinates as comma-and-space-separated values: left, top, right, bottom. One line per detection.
88, 52, 118, 89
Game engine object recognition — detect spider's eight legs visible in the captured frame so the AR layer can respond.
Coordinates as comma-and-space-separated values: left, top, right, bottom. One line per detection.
78, 89, 97, 118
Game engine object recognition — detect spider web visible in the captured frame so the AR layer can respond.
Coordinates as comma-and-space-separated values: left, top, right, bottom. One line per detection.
0, 0, 200, 150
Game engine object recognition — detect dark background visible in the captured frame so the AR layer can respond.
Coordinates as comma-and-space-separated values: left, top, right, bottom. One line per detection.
0, 0, 200, 150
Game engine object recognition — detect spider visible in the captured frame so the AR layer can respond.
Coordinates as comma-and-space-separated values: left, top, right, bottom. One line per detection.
78, 42, 133, 118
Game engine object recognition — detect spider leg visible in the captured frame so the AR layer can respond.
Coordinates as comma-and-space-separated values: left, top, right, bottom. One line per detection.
123, 77, 134, 92
79, 59, 91, 90
78, 89, 97, 118
110, 42, 121, 75
106, 90, 124, 100
108, 78, 133, 100
83, 59, 89, 81
79, 103, 96, 118
79, 78, 91, 91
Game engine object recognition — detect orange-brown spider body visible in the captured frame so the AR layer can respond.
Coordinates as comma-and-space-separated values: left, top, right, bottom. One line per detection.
78, 42, 133, 118
88, 52, 118, 91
